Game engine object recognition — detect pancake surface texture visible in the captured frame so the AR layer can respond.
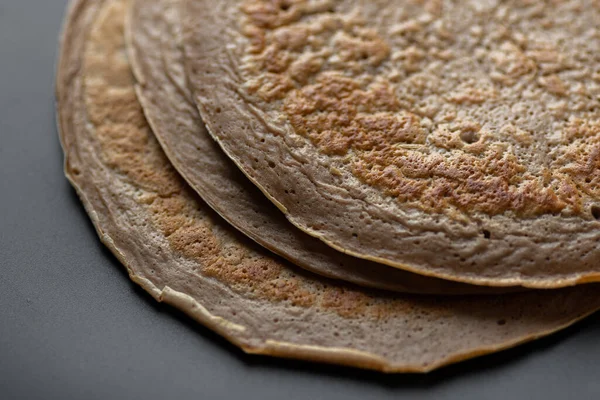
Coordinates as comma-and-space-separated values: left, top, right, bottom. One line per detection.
126, 0, 515, 295
181, 0, 600, 287
56, 0, 600, 373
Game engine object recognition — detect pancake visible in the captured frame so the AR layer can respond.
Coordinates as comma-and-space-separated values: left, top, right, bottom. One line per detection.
56, 0, 600, 373
125, 0, 517, 295
181, 0, 600, 287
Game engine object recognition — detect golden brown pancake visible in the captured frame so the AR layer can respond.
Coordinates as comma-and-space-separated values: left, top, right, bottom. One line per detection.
181, 0, 600, 287
125, 0, 518, 295
56, 0, 600, 373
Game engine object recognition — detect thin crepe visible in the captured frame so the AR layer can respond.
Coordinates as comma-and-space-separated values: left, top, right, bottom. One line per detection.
57, 0, 600, 373
126, 0, 516, 295
181, 0, 600, 287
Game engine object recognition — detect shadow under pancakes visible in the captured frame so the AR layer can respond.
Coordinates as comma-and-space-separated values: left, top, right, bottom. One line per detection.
56, 119, 600, 387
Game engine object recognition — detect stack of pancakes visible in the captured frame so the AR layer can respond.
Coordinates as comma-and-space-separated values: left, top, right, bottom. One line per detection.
56, 0, 600, 373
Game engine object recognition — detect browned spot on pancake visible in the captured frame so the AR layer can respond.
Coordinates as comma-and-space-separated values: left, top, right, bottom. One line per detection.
538, 75, 568, 97
446, 84, 499, 105
247, 72, 295, 102
488, 41, 537, 86
240, 0, 600, 218
208, 259, 317, 308
354, 143, 568, 215
285, 74, 422, 156
321, 287, 371, 318
555, 119, 600, 199
84, 2, 181, 196
85, 86, 147, 129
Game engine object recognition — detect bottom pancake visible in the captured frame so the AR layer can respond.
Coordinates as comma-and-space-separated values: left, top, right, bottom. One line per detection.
56, 0, 600, 373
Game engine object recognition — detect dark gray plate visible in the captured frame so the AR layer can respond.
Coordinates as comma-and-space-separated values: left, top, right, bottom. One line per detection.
1, 1, 599, 399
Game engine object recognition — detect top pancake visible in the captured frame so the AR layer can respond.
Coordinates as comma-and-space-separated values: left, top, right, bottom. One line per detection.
181, 0, 600, 287
126, 0, 519, 294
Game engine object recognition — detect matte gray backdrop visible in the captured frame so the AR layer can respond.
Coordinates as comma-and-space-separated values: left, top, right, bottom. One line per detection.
1, 1, 599, 399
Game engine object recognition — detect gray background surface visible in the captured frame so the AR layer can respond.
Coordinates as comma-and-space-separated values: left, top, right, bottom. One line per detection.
1, 1, 600, 399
